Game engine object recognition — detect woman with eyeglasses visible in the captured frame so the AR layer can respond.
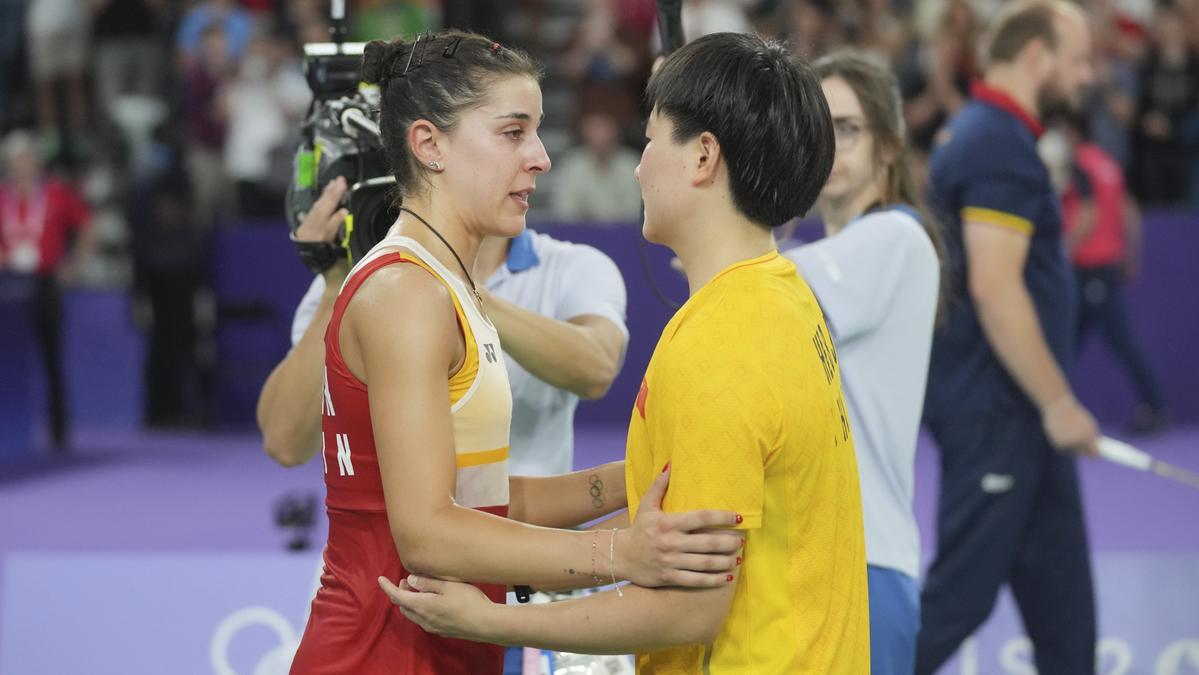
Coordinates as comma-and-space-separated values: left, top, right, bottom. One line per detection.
783, 50, 946, 675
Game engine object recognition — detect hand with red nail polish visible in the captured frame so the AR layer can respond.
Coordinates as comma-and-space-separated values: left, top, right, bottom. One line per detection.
617, 464, 745, 589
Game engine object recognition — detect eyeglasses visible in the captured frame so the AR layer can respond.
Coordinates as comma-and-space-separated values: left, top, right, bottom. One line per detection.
832, 118, 870, 151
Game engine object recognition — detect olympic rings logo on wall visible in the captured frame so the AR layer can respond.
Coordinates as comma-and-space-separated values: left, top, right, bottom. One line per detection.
208, 559, 321, 675
209, 607, 299, 675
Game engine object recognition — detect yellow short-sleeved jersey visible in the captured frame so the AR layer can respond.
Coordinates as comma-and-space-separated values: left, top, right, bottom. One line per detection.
627, 251, 870, 674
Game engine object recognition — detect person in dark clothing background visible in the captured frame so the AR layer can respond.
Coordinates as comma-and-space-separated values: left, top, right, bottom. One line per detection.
0, 129, 93, 453
1052, 113, 1168, 434
919, 2, 1100, 673
130, 167, 207, 428
1130, 5, 1199, 205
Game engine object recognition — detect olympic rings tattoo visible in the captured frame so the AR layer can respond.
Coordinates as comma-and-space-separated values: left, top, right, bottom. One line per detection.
588, 474, 605, 509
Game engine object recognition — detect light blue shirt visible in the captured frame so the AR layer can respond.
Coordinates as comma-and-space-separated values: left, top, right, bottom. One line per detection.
175, 6, 254, 62
784, 209, 939, 579
291, 230, 629, 477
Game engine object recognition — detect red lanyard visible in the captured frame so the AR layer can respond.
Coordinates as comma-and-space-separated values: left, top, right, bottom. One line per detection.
1, 184, 49, 246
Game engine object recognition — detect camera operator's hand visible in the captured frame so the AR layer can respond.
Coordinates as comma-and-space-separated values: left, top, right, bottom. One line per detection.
297, 176, 349, 243
296, 177, 350, 283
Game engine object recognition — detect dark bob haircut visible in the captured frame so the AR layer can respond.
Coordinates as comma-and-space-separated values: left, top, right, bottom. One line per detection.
645, 32, 835, 228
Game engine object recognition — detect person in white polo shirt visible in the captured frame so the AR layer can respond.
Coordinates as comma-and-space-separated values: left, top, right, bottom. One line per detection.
258, 177, 629, 478
783, 51, 944, 675
471, 229, 628, 476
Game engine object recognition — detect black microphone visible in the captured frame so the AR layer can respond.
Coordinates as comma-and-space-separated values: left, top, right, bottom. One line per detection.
657, 0, 685, 56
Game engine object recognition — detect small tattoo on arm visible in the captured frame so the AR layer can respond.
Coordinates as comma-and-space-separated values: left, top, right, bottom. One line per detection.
588, 474, 605, 510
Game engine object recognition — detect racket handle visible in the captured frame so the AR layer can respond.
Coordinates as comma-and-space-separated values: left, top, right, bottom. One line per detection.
1096, 435, 1153, 471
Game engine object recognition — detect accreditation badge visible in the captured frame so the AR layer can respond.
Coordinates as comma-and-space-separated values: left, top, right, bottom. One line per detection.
8, 240, 40, 273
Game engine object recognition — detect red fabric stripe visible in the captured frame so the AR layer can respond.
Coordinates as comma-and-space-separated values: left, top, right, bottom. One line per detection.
971, 81, 1044, 138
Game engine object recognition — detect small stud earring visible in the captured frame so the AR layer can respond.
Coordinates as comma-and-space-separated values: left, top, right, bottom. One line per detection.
428, 160, 441, 170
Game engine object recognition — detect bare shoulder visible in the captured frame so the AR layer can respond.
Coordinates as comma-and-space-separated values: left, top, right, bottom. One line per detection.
351, 262, 453, 315
342, 261, 461, 355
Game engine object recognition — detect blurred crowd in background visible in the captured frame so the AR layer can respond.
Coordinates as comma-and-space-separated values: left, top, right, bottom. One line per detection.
0, 0, 1195, 435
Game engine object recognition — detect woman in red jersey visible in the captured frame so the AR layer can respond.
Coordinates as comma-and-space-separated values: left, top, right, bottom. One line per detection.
289, 31, 742, 675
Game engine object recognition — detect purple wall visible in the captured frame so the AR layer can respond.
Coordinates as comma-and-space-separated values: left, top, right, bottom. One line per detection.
209, 225, 316, 429
32, 212, 1199, 436
0, 276, 37, 458
538, 214, 1199, 427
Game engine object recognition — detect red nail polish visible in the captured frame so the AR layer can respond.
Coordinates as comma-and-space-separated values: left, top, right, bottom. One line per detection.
736, 556, 742, 566
726, 574, 734, 583
662, 462, 670, 473
735, 514, 743, 525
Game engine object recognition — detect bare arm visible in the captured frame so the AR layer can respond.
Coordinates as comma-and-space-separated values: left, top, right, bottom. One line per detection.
964, 222, 1098, 454
256, 178, 349, 467
508, 461, 627, 528
256, 276, 340, 467
482, 289, 626, 400
347, 268, 741, 590
490, 584, 734, 653
389, 576, 736, 654
523, 510, 632, 593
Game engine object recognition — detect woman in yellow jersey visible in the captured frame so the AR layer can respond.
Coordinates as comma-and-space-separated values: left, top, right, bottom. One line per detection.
381, 32, 872, 674
291, 31, 743, 675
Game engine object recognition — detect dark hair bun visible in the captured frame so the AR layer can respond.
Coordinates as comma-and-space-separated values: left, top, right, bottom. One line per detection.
361, 39, 407, 87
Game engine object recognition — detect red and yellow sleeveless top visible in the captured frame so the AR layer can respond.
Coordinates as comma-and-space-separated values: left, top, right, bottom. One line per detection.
291, 233, 512, 675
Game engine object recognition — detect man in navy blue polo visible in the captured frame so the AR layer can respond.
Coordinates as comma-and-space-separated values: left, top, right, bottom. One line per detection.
919, 2, 1098, 674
